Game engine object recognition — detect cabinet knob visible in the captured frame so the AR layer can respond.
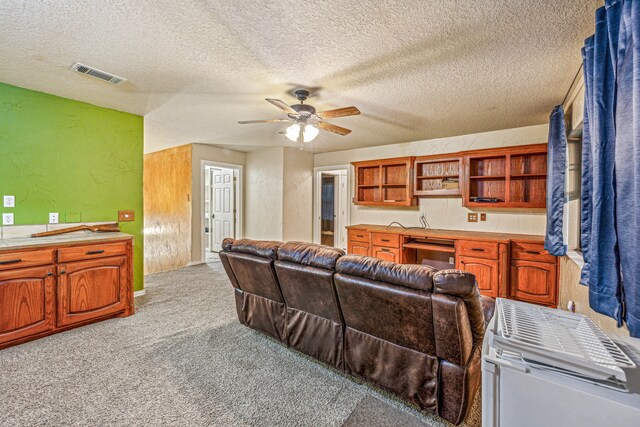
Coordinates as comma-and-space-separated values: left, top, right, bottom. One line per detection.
60, 270, 66, 275
47, 272, 53, 277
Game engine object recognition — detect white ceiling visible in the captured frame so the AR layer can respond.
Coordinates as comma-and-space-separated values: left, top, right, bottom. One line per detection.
0, 1, 599, 153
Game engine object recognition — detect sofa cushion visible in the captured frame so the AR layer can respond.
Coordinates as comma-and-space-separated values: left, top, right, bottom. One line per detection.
334, 274, 436, 355
336, 255, 436, 292
277, 242, 344, 270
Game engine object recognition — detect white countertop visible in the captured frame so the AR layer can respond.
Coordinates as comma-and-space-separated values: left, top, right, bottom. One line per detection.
0, 232, 133, 251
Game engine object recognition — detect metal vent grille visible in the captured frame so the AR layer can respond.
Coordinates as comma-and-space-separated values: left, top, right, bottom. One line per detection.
493, 299, 635, 383
70, 63, 126, 85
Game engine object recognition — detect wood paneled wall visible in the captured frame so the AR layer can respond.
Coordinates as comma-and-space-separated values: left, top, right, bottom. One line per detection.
143, 145, 192, 274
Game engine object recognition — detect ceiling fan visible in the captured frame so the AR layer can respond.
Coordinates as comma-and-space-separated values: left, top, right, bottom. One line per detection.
238, 89, 360, 145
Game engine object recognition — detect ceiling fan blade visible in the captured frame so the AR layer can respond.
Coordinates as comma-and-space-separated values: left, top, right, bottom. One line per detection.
238, 119, 291, 124
265, 98, 298, 115
316, 106, 360, 119
317, 121, 352, 136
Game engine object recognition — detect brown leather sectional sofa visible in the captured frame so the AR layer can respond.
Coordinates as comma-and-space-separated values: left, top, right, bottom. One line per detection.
220, 238, 495, 425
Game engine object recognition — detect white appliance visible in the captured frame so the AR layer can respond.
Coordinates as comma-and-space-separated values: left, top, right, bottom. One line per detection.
482, 298, 640, 427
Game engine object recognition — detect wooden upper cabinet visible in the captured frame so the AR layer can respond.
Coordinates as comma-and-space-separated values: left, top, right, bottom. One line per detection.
0, 266, 56, 345
57, 256, 129, 327
463, 144, 548, 209
414, 155, 462, 197
353, 157, 417, 207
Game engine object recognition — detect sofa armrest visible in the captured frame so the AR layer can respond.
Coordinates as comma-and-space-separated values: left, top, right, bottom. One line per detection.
481, 296, 496, 326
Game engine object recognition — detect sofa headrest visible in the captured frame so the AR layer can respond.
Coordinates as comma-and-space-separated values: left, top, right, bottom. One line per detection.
277, 242, 345, 270
336, 255, 437, 292
222, 238, 282, 260
221, 238, 234, 251
433, 270, 477, 297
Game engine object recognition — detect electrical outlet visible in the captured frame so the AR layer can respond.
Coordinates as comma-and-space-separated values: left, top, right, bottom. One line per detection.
2, 213, 14, 225
480, 213, 487, 221
467, 213, 478, 222
49, 212, 59, 224
3, 195, 15, 208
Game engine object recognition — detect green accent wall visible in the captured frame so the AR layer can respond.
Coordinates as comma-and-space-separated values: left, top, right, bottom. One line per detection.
0, 82, 144, 291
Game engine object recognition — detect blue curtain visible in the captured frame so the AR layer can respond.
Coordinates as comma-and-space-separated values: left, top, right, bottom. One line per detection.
581, 0, 640, 336
612, 0, 640, 336
545, 105, 567, 256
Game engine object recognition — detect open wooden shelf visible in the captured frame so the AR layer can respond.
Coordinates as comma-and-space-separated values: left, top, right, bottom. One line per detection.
403, 242, 456, 253
414, 155, 462, 196
510, 174, 546, 178
353, 157, 417, 206
463, 144, 548, 209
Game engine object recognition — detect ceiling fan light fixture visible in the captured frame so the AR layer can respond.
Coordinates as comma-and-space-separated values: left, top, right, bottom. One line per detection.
285, 123, 319, 142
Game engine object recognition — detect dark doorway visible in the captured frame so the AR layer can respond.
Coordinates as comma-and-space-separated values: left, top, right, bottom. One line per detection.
321, 174, 336, 246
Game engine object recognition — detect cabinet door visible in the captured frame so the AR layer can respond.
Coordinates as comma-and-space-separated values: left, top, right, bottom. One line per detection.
371, 246, 400, 263
510, 260, 557, 306
0, 265, 55, 345
348, 241, 370, 256
457, 256, 499, 298
57, 256, 128, 327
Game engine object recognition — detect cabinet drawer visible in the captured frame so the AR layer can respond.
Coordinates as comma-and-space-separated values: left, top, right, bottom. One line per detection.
58, 242, 128, 263
0, 249, 55, 271
371, 232, 400, 248
457, 240, 499, 260
511, 242, 556, 263
348, 229, 370, 243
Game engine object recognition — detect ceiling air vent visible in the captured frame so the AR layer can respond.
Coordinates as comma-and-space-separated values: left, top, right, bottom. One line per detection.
70, 63, 127, 85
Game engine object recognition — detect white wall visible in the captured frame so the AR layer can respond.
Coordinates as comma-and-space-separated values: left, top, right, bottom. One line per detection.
244, 147, 285, 240
283, 148, 314, 241
190, 143, 245, 263
243, 146, 314, 242
314, 124, 550, 235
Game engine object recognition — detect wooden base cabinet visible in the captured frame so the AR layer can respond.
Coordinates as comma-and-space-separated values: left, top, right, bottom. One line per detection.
0, 238, 134, 350
371, 246, 400, 263
457, 256, 499, 298
57, 256, 129, 327
348, 241, 370, 256
0, 265, 56, 346
347, 226, 558, 307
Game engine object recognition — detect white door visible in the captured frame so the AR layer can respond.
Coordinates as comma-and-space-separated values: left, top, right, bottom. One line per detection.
211, 169, 235, 252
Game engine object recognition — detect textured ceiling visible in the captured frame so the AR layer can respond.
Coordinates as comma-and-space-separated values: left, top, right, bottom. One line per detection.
0, 1, 599, 153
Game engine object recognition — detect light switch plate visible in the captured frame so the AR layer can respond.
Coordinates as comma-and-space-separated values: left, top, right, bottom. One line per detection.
49, 212, 59, 224
2, 213, 14, 225
480, 213, 487, 221
468, 213, 478, 222
3, 195, 15, 208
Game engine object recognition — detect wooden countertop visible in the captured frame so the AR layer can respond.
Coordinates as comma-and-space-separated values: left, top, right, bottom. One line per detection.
0, 232, 134, 252
347, 224, 545, 243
